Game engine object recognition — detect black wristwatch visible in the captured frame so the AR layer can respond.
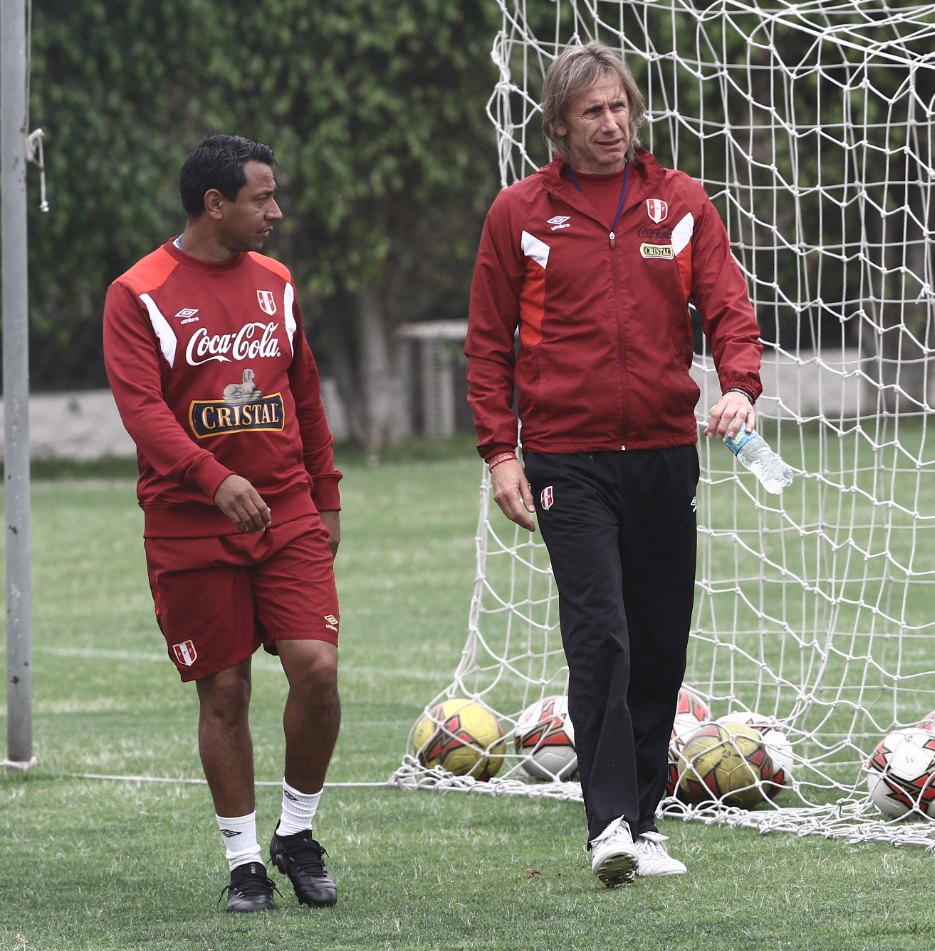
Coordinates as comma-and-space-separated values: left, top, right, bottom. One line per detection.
724, 387, 754, 405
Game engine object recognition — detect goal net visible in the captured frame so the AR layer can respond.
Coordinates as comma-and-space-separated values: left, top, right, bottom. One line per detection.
392, 0, 935, 846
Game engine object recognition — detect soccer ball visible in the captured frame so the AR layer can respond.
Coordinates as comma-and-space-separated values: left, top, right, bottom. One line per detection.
866, 728, 935, 818
717, 711, 794, 778
514, 695, 578, 781
672, 686, 711, 741
666, 686, 712, 796
413, 698, 506, 781
677, 721, 784, 808
665, 734, 685, 797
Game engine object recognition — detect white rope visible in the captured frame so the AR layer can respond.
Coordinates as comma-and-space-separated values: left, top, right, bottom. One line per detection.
25, 128, 48, 213
61, 773, 391, 789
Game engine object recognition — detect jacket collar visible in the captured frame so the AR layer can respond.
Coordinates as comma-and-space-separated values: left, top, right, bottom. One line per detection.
537, 149, 668, 227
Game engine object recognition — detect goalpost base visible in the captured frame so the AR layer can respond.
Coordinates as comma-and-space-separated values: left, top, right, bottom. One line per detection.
2, 756, 37, 773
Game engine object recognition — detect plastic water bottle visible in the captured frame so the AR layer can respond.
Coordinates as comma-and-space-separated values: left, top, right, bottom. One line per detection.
724, 428, 793, 495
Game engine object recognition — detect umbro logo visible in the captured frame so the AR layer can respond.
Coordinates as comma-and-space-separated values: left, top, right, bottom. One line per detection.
547, 215, 571, 231
283, 789, 298, 801
324, 614, 339, 632
219, 829, 241, 838
174, 307, 200, 324
691, 496, 697, 513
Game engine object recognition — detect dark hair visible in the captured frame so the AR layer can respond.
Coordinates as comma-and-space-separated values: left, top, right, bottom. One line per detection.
179, 134, 276, 218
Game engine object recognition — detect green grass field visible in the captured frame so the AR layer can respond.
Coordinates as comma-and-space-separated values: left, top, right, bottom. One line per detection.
4, 448, 935, 950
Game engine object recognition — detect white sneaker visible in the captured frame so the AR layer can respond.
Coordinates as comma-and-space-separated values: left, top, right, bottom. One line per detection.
634, 831, 687, 877
590, 817, 640, 887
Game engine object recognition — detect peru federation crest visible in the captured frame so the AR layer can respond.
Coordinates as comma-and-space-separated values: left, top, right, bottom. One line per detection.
256, 289, 277, 316
540, 486, 554, 511
172, 640, 198, 667
646, 199, 668, 223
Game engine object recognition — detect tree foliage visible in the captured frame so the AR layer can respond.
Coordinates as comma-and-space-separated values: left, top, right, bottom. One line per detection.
27, 0, 499, 445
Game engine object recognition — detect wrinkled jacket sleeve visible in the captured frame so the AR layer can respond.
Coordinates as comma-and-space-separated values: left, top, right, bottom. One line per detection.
103, 279, 233, 499
465, 191, 526, 460
690, 195, 763, 401
287, 295, 342, 512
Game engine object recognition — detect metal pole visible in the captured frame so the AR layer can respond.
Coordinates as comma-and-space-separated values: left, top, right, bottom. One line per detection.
1, 0, 34, 770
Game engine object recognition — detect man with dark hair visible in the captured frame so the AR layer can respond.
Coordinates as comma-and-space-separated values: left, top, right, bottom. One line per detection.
466, 43, 763, 885
104, 134, 343, 912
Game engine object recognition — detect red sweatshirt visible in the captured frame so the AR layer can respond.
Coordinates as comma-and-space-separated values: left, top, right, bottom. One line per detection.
466, 150, 763, 459
103, 240, 341, 538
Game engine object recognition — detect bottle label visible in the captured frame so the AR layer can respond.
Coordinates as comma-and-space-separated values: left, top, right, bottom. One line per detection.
725, 429, 759, 456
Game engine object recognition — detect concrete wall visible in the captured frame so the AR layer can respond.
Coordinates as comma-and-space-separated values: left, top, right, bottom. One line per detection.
0, 350, 866, 461
691, 348, 865, 421
0, 390, 136, 461
0, 385, 352, 461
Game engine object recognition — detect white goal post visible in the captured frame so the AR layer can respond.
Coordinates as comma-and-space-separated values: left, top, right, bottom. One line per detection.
393, 0, 935, 846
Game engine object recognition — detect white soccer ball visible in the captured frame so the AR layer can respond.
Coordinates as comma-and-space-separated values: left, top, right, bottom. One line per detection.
514, 695, 577, 781
671, 686, 711, 742
866, 728, 935, 818
717, 711, 794, 778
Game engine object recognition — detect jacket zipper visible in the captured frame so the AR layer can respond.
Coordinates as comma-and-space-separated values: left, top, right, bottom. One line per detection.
611, 219, 628, 448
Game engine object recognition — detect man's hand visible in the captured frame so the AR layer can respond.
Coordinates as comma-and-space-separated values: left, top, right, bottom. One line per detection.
491, 458, 536, 532
705, 392, 755, 441
214, 474, 272, 534
320, 510, 340, 558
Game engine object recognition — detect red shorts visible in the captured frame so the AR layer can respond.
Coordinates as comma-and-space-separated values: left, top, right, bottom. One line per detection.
145, 514, 339, 682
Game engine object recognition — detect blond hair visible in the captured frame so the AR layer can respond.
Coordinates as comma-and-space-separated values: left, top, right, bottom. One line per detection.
541, 41, 645, 163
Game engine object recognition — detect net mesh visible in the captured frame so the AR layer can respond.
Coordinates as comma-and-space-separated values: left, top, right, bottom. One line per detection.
391, 0, 935, 846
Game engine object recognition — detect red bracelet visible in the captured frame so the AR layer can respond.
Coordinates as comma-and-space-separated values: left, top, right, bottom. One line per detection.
488, 452, 517, 472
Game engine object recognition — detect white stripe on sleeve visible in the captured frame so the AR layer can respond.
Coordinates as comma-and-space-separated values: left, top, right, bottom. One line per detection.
521, 231, 550, 269
139, 293, 178, 368
671, 213, 695, 257
284, 282, 297, 355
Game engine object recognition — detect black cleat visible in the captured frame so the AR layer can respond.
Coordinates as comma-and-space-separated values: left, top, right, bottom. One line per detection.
269, 828, 338, 907
219, 861, 278, 912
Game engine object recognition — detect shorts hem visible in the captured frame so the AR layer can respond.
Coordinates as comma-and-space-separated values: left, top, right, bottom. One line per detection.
177, 642, 259, 683
268, 629, 339, 649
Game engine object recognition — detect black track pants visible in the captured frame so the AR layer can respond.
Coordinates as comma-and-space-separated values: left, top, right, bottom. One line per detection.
524, 447, 699, 843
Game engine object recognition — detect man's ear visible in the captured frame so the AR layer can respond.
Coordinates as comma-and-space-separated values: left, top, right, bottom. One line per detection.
203, 188, 225, 220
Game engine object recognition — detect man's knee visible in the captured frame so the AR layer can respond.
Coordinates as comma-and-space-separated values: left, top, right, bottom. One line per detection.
278, 640, 338, 696
196, 662, 252, 722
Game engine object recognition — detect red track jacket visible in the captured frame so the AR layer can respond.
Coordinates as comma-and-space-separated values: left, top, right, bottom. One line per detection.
104, 241, 341, 538
466, 150, 763, 459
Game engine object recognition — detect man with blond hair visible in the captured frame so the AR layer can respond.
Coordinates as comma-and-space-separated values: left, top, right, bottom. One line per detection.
465, 42, 763, 885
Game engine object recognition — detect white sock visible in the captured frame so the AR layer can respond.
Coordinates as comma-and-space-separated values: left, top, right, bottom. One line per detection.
216, 812, 263, 872
276, 779, 322, 836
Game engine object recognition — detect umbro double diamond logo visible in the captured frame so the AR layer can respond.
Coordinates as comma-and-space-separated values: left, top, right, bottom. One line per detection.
220, 829, 242, 838
547, 215, 571, 231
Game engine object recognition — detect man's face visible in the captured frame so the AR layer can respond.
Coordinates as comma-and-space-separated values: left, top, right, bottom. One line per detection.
554, 74, 631, 174
215, 160, 283, 252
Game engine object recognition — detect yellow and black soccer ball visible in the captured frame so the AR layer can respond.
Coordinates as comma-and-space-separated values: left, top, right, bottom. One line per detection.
676, 721, 784, 809
413, 698, 506, 781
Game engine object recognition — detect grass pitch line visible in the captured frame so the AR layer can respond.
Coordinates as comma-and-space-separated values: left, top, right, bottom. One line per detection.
26, 645, 451, 679
63, 772, 393, 788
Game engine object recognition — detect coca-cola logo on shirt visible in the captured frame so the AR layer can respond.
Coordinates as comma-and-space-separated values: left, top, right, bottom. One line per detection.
637, 224, 674, 242
186, 322, 282, 366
